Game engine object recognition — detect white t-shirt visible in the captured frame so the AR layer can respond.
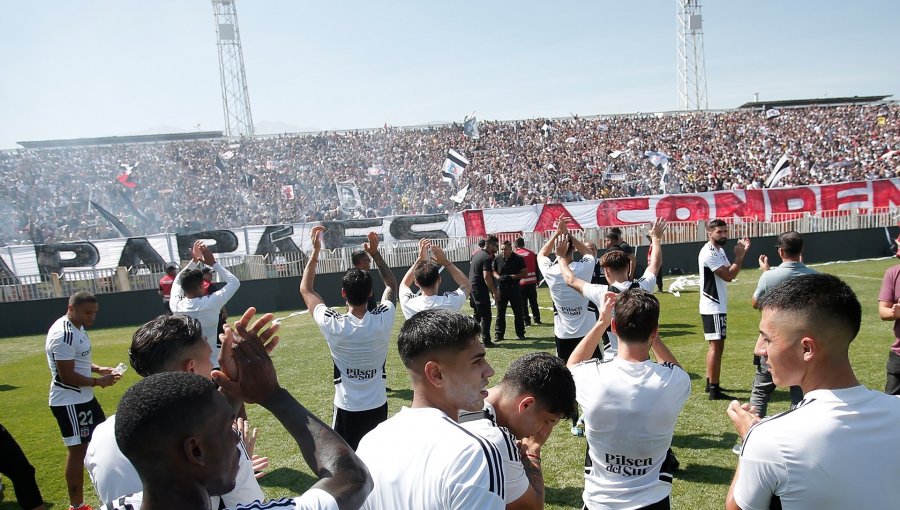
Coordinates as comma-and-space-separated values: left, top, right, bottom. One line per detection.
734, 385, 900, 510
539, 254, 597, 339
170, 261, 241, 367
572, 357, 690, 510
45, 315, 94, 406
313, 302, 395, 411
698, 243, 730, 315
86, 414, 264, 508
459, 401, 530, 504
356, 406, 506, 510
99, 491, 338, 510
400, 288, 467, 319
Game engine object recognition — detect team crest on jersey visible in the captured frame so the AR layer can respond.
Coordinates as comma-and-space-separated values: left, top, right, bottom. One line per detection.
80, 426, 90, 438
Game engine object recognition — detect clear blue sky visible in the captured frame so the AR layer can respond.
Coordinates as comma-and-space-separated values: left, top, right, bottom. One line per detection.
1, 1, 898, 149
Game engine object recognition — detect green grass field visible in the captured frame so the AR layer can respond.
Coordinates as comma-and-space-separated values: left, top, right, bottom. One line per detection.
1, 257, 895, 510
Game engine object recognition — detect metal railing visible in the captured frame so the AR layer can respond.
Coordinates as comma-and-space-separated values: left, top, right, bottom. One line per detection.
1, 208, 896, 302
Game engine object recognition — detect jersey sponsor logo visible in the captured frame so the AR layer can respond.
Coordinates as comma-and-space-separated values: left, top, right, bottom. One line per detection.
557, 305, 584, 317
604, 453, 654, 476
345, 368, 379, 380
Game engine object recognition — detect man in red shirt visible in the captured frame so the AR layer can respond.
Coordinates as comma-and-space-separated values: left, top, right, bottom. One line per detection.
158, 263, 178, 315
515, 237, 542, 326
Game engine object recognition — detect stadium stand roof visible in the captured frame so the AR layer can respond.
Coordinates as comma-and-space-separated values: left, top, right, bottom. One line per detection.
737, 95, 891, 109
16, 130, 224, 149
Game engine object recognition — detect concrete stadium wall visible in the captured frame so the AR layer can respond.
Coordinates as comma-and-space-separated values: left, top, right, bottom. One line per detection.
3, 226, 897, 338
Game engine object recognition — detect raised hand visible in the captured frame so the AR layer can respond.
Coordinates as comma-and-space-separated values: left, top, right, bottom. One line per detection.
431, 244, 449, 266
649, 218, 668, 239
417, 238, 432, 262
363, 231, 380, 256
758, 254, 770, 271
310, 225, 325, 252
735, 237, 751, 257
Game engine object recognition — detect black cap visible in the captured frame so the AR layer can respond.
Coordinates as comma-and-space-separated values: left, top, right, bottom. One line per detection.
165, 262, 178, 271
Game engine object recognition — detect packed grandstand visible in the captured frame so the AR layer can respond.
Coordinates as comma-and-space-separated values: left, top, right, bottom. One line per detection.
1, 101, 898, 247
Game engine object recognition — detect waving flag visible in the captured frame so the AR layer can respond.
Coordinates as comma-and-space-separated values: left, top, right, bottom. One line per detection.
765, 154, 792, 188
90, 201, 132, 237
336, 181, 362, 210
463, 115, 480, 139
450, 185, 470, 204
441, 149, 469, 186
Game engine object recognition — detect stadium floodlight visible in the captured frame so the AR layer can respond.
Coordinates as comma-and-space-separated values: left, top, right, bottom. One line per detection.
676, 0, 708, 111
212, 0, 255, 137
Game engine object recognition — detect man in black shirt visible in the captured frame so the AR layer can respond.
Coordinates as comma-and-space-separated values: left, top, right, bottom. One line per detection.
469, 235, 499, 346
492, 240, 528, 341
605, 228, 635, 280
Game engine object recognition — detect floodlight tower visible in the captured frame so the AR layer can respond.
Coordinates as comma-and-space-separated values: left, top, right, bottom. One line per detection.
676, 0, 708, 110
212, 0, 255, 137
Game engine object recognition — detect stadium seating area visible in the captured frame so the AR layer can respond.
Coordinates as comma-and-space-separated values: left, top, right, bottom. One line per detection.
0, 103, 897, 246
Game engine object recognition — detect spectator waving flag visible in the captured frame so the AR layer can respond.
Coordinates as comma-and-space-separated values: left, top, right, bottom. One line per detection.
765, 108, 781, 119
449, 184, 470, 204
441, 149, 469, 186
644, 151, 670, 167
765, 154, 792, 188
90, 201, 133, 237
115, 162, 138, 189
214, 155, 227, 174
463, 114, 480, 139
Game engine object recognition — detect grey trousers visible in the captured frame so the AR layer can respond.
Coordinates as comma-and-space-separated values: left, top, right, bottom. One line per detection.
750, 355, 803, 418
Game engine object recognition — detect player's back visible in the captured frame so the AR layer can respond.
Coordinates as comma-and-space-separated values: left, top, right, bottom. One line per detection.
738, 386, 900, 509
357, 407, 505, 510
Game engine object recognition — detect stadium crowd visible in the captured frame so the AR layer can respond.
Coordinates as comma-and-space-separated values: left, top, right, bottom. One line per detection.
1, 103, 898, 246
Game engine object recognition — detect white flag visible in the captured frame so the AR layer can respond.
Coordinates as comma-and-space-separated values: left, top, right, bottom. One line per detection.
441, 149, 469, 186
766, 108, 781, 119
659, 161, 670, 194
450, 185, 470, 204
463, 115, 480, 139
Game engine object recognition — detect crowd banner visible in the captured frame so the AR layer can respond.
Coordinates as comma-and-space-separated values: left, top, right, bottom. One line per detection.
1, 179, 898, 280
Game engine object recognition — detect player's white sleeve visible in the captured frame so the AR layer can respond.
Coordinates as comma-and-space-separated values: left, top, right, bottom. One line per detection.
220, 442, 264, 508
399, 290, 416, 319
581, 283, 608, 308
447, 440, 506, 510
637, 269, 657, 293
448, 288, 466, 312
312, 303, 343, 337
571, 360, 600, 407
733, 435, 788, 510
206, 262, 241, 309
47, 328, 75, 361
169, 261, 198, 311
701, 248, 726, 272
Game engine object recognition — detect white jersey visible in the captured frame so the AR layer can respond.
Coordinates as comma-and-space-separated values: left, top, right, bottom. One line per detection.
698, 243, 730, 314
572, 357, 690, 510
539, 254, 597, 339
46, 315, 94, 406
170, 261, 241, 367
99, 491, 338, 510
313, 302, 395, 411
400, 288, 466, 319
734, 385, 900, 510
86, 415, 264, 508
357, 407, 505, 510
582, 270, 657, 358
459, 401, 530, 504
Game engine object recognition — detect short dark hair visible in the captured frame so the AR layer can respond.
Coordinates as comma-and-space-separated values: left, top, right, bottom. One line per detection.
500, 352, 576, 418
777, 231, 803, 257
600, 250, 630, 270
757, 273, 861, 342
605, 229, 621, 242
115, 372, 218, 466
351, 250, 369, 268
69, 291, 98, 307
398, 309, 481, 369
342, 268, 373, 306
613, 289, 660, 343
478, 239, 486, 248
515, 237, 525, 248
130, 315, 206, 377
179, 269, 204, 295
414, 261, 441, 288
707, 219, 727, 231
501, 240, 512, 248
485, 235, 499, 247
